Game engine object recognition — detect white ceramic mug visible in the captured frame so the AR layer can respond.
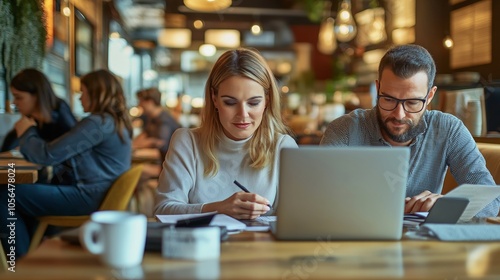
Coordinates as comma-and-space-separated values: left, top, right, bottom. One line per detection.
79, 211, 147, 268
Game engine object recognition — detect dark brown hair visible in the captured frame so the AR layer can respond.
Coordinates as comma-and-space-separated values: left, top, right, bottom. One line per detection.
80, 69, 133, 141
10, 68, 59, 123
137, 88, 162, 106
378, 44, 436, 92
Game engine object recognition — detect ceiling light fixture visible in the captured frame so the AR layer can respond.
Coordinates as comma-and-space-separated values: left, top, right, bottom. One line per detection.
158, 28, 192, 48
317, 0, 358, 54
443, 35, 454, 49
317, 1, 337, 54
193, 19, 204, 29
251, 23, 262, 35
334, 0, 357, 42
205, 29, 240, 48
183, 0, 232, 12
199, 43, 217, 56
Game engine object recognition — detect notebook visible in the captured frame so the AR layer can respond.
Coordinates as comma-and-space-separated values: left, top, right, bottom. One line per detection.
273, 146, 410, 240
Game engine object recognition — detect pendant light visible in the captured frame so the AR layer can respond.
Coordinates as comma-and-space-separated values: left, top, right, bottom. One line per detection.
317, 1, 337, 54
443, 35, 454, 49
334, 0, 357, 42
183, 0, 231, 12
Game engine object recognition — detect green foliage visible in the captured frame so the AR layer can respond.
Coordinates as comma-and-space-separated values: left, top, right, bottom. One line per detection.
290, 70, 316, 94
295, 0, 325, 23
369, 0, 380, 8
2, 0, 47, 83
0, 0, 14, 68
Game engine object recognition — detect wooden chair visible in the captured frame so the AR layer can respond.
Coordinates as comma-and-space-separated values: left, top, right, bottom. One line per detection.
27, 164, 143, 253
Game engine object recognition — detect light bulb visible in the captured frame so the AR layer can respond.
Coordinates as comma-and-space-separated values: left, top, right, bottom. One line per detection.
251, 24, 262, 35
184, 0, 231, 12
368, 12, 386, 44
193, 20, 204, 29
317, 17, 337, 54
443, 35, 454, 49
62, 6, 71, 17
334, 0, 357, 42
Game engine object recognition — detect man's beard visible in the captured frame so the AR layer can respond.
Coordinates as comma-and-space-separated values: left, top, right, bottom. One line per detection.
376, 108, 423, 143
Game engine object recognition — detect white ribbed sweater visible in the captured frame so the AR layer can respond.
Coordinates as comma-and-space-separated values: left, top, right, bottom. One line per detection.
154, 128, 297, 214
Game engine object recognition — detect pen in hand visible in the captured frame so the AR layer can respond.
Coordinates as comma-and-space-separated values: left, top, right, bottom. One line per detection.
233, 180, 272, 210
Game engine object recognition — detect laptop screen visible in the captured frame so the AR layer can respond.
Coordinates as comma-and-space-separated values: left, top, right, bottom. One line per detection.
275, 146, 410, 240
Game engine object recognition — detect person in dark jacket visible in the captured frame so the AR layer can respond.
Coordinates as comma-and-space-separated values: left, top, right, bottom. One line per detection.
1, 68, 76, 151
0, 69, 133, 258
1, 68, 77, 183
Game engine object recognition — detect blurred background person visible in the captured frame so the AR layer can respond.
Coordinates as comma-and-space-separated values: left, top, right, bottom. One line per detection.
1, 68, 76, 152
132, 87, 181, 163
132, 87, 181, 216
0, 69, 133, 258
1, 68, 77, 183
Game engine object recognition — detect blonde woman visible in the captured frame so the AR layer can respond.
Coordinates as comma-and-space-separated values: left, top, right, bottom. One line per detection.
155, 48, 297, 219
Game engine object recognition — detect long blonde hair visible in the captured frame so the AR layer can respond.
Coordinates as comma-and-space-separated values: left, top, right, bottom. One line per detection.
198, 48, 291, 177
80, 69, 132, 142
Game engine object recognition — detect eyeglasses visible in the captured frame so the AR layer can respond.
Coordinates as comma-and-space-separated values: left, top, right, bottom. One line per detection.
377, 92, 429, 113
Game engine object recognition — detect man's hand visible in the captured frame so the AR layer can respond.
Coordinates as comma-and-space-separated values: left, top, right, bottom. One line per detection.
405, 190, 443, 213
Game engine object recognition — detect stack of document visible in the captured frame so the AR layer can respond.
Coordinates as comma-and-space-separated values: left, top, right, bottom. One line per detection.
402, 184, 500, 227
156, 213, 246, 231
403, 212, 429, 225
156, 213, 275, 232
445, 184, 500, 222
239, 216, 276, 231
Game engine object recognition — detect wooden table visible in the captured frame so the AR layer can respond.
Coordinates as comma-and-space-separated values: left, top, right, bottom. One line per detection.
0, 169, 38, 184
2, 231, 500, 279
132, 148, 162, 164
0, 159, 40, 184
0, 151, 21, 160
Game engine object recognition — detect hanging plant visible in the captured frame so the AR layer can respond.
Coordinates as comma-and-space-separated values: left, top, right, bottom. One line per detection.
6, 0, 47, 83
295, 0, 325, 23
0, 0, 14, 70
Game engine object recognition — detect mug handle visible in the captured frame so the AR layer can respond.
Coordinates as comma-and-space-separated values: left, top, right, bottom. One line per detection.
79, 221, 104, 254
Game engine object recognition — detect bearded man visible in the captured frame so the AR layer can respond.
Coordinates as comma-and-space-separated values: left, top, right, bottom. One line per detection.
320, 44, 498, 217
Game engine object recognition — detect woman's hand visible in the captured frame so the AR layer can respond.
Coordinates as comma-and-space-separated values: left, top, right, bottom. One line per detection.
202, 192, 271, 220
14, 116, 36, 137
404, 190, 443, 213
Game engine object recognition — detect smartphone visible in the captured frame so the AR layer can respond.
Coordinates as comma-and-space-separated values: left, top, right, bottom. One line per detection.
424, 197, 470, 224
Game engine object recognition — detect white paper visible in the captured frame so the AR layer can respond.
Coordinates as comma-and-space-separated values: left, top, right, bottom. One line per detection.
403, 212, 429, 219
445, 184, 500, 221
156, 212, 246, 231
403, 220, 422, 227
403, 212, 429, 224
240, 216, 277, 232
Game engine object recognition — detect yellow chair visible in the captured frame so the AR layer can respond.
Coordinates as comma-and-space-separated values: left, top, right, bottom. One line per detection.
27, 164, 143, 253
1, 242, 7, 271
442, 143, 500, 194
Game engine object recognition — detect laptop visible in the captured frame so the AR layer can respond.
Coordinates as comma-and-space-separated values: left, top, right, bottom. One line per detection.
274, 146, 410, 240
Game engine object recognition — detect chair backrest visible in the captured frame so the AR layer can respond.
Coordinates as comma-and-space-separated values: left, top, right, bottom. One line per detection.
98, 164, 143, 211
442, 143, 500, 194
